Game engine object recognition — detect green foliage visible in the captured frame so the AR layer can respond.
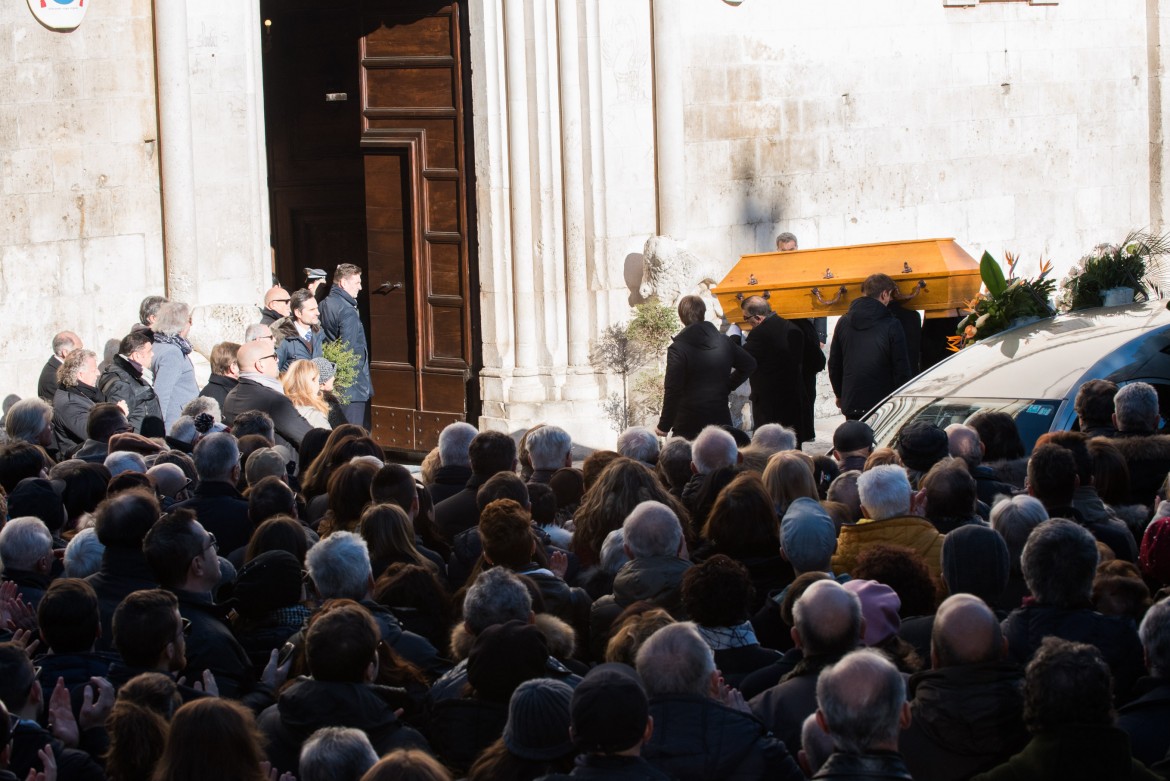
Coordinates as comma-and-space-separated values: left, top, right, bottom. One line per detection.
321, 339, 359, 405
1059, 231, 1170, 310
590, 301, 678, 432
956, 251, 1055, 345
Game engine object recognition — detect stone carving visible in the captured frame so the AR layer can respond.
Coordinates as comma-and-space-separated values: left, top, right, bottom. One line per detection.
638, 235, 725, 310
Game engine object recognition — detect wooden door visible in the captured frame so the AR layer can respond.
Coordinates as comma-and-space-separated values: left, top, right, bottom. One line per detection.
361, 3, 475, 452
262, 0, 477, 453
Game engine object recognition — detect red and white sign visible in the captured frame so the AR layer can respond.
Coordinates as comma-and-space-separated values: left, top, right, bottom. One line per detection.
28, 0, 87, 32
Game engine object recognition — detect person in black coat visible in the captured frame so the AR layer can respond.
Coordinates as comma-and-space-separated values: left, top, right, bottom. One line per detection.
85, 489, 161, 651
1118, 597, 1170, 767
199, 341, 241, 410
656, 295, 756, 441
318, 264, 372, 428
38, 331, 82, 403
740, 296, 808, 442
52, 349, 109, 457
273, 289, 325, 373
828, 274, 912, 420
98, 330, 165, 438
223, 340, 312, 453
171, 433, 253, 557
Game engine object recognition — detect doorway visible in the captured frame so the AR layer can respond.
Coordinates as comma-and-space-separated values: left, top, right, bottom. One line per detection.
260, 0, 479, 454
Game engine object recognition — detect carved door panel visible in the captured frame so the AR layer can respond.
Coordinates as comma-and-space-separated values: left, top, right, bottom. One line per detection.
361, 2, 474, 452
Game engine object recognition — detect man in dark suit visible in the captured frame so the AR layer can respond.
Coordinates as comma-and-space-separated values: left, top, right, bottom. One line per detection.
656, 295, 756, 441
223, 340, 312, 453
37, 331, 82, 402
319, 263, 372, 428
740, 295, 809, 442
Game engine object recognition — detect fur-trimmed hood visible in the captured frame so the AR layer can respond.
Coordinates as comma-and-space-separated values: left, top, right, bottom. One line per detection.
448, 612, 577, 662
271, 315, 321, 346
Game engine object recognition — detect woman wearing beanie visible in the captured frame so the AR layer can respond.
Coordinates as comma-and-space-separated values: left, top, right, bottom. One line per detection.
467, 678, 576, 781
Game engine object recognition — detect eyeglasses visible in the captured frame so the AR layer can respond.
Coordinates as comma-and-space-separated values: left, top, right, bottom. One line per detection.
203, 532, 219, 553
270, 298, 291, 305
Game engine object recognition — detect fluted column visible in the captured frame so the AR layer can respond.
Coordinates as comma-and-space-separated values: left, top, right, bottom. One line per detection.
651, 0, 687, 238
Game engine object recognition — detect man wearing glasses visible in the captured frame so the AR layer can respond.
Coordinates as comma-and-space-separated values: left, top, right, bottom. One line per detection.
259, 286, 292, 327
222, 340, 312, 454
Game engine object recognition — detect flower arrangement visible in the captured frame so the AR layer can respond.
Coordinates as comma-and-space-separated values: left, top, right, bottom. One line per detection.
1059, 231, 1170, 311
950, 251, 1055, 350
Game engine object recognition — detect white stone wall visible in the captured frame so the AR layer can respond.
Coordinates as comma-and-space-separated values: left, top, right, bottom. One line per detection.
0, 0, 164, 400
673, 0, 1152, 279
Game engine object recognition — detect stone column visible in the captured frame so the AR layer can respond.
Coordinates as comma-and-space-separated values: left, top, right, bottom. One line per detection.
1149, 0, 1170, 232
152, 0, 200, 303
651, 0, 687, 238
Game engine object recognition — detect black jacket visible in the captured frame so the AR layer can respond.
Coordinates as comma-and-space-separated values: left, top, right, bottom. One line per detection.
899, 661, 1028, 781
828, 296, 912, 419
538, 755, 676, 780
86, 546, 158, 652
657, 321, 756, 440
11, 719, 104, 781
173, 588, 271, 704
223, 377, 312, 451
435, 473, 490, 543
34, 651, 117, 716
38, 356, 61, 403
1118, 677, 1170, 767
643, 694, 804, 781
258, 679, 429, 774
52, 384, 102, 457
590, 556, 691, 658
742, 314, 808, 439
319, 285, 372, 402
972, 724, 1162, 781
428, 464, 473, 505
173, 481, 253, 557
791, 318, 827, 444
272, 316, 324, 373
813, 750, 913, 780
98, 355, 165, 437
1001, 603, 1144, 702
259, 307, 282, 326
199, 373, 238, 410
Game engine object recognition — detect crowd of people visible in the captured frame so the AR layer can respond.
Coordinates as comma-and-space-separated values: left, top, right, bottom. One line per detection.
5, 268, 1170, 780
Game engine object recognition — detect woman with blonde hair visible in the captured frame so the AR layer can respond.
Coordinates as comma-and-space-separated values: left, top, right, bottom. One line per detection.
762, 450, 819, 516
283, 358, 332, 429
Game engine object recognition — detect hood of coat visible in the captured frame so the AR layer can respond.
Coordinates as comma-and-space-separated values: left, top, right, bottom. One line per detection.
673, 320, 724, 350
845, 295, 895, 331
276, 678, 400, 736
907, 661, 1025, 755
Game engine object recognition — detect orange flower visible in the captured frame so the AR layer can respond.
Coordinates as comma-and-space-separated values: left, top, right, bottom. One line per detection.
964, 325, 977, 339
945, 335, 963, 353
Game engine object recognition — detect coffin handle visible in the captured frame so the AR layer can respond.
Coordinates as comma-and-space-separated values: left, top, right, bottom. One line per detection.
896, 279, 927, 300
812, 285, 848, 307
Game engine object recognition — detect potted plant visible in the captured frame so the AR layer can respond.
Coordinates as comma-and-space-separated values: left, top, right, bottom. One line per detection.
951, 251, 1055, 350
1059, 231, 1170, 311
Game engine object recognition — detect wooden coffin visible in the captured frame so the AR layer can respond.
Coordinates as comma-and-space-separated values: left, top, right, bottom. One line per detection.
712, 238, 981, 322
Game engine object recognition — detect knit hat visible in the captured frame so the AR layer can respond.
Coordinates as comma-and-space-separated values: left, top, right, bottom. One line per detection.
780, 497, 838, 572
467, 620, 550, 703
570, 663, 649, 754
895, 421, 950, 473
7, 477, 67, 533
503, 678, 574, 761
222, 550, 304, 617
312, 357, 336, 384
842, 579, 901, 646
942, 524, 1010, 603
833, 421, 874, 454
246, 447, 288, 486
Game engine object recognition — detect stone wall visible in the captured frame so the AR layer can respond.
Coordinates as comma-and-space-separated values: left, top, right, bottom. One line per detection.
0, 0, 164, 402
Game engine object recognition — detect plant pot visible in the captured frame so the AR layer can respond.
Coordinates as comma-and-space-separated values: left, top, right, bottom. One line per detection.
1101, 287, 1135, 307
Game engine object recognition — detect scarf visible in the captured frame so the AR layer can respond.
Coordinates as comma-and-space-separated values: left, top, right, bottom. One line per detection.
153, 332, 193, 355
240, 372, 286, 393
696, 621, 759, 651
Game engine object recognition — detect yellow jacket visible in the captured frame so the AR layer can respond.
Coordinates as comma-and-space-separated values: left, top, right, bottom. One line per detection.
831, 515, 945, 582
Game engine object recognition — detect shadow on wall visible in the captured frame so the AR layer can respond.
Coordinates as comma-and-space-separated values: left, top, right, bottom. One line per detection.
625, 253, 647, 307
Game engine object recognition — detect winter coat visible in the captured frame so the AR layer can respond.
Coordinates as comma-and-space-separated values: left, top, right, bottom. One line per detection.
537, 755, 676, 780
199, 373, 238, 410
223, 377, 312, 451
657, 321, 756, 440
38, 356, 61, 403
970, 725, 1162, 781
173, 588, 269, 703
813, 751, 913, 780
1070, 487, 1138, 561
515, 565, 592, 645
428, 464, 473, 505
151, 340, 199, 429
1117, 677, 1170, 768
899, 661, 1028, 781
272, 315, 324, 373
828, 296, 912, 419
643, 694, 805, 781
791, 318, 827, 444
972, 465, 1017, 509
34, 651, 117, 717
590, 556, 692, 658
86, 546, 158, 652
747, 663, 820, 752
98, 354, 164, 436
1001, 603, 1144, 702
318, 285, 371, 402
172, 481, 253, 557
435, 473, 491, 545
832, 515, 944, 581
11, 720, 104, 781
52, 384, 101, 457
1099, 432, 1170, 511
258, 679, 429, 774
742, 313, 808, 439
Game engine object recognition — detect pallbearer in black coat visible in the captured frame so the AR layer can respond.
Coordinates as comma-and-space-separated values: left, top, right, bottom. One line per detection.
740, 295, 809, 442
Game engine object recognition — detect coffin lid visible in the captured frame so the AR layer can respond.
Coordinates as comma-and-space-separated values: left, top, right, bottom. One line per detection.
712, 237, 981, 320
